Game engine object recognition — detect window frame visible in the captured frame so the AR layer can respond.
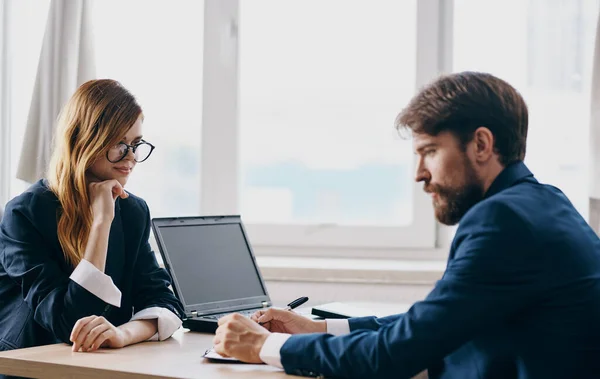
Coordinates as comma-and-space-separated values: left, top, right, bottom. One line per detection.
199, 0, 454, 256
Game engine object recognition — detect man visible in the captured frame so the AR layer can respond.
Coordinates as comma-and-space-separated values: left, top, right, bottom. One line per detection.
213, 72, 600, 378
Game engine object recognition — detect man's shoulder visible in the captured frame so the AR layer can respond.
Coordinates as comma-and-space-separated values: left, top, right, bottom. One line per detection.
455, 180, 571, 248
455, 183, 544, 247
462, 180, 555, 225
461, 193, 526, 227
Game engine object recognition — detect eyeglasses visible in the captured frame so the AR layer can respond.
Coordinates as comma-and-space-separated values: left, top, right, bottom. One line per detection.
106, 140, 155, 163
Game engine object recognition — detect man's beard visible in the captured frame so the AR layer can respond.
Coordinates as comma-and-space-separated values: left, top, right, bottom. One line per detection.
425, 161, 485, 225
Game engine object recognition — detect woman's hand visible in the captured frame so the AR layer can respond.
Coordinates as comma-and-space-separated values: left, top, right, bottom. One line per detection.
88, 179, 128, 226
84, 179, 128, 271
70, 315, 128, 352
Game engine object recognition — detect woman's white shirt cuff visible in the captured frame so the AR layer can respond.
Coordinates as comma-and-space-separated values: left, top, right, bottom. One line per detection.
131, 306, 182, 341
69, 259, 122, 307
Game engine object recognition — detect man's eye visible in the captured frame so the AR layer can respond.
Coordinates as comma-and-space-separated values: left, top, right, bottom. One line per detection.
425, 149, 436, 156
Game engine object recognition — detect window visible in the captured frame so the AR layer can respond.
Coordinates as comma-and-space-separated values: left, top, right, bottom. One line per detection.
453, 0, 599, 218
216, 0, 438, 250
93, 0, 204, 217
9, 1, 592, 256
239, 0, 417, 227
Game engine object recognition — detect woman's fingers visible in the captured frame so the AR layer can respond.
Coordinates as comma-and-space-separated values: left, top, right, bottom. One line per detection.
70, 316, 97, 351
82, 323, 111, 351
71, 316, 106, 352
89, 329, 114, 352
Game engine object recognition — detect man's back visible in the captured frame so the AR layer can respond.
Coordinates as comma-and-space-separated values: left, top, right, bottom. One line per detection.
430, 162, 600, 378
277, 163, 600, 379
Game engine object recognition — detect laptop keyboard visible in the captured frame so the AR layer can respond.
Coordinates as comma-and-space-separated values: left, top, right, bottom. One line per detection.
201, 309, 259, 320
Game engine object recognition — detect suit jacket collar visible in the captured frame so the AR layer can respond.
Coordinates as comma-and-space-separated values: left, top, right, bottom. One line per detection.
484, 161, 535, 199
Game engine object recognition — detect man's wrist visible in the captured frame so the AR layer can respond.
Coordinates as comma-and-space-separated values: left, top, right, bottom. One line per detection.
258, 333, 291, 368
313, 320, 327, 333
255, 332, 270, 360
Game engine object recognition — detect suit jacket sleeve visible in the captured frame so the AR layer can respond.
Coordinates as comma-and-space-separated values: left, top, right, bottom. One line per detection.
280, 201, 541, 379
130, 201, 184, 319
348, 313, 404, 332
0, 193, 112, 343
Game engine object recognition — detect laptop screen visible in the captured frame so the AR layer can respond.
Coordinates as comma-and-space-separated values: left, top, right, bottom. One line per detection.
156, 222, 267, 306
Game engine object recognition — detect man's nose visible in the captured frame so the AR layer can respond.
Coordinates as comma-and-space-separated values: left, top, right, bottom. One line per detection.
414, 157, 430, 183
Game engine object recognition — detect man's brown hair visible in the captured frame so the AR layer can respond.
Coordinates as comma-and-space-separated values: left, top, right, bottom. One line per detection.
396, 71, 528, 166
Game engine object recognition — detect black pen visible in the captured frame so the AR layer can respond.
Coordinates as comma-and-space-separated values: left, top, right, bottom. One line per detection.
284, 296, 309, 311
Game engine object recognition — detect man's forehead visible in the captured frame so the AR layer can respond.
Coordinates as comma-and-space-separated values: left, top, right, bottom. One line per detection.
413, 131, 457, 150
412, 133, 438, 149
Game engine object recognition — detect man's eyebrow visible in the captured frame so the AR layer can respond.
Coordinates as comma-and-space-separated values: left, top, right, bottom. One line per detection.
415, 143, 437, 153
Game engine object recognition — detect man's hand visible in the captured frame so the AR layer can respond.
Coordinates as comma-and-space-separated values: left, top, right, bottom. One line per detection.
213, 313, 271, 363
251, 308, 326, 334
70, 315, 128, 352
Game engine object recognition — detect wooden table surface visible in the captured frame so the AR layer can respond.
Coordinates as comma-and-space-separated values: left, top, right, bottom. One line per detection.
0, 302, 417, 378
0, 329, 287, 379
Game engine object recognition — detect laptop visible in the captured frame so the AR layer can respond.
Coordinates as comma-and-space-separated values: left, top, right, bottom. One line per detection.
151, 215, 272, 333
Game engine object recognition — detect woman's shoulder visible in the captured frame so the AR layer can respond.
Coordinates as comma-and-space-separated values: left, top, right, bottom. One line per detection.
117, 190, 149, 216
5, 180, 59, 212
2, 179, 59, 227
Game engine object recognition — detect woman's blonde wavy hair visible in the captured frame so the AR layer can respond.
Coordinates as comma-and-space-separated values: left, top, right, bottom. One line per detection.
47, 79, 142, 267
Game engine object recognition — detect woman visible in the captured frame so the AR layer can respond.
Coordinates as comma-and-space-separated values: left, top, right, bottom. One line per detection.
0, 79, 184, 353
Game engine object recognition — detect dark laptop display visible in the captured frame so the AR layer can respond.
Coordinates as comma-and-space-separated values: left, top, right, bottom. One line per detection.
152, 216, 271, 333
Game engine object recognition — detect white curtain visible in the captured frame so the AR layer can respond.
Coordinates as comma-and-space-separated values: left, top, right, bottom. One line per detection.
590, 11, 600, 235
0, 1, 12, 208
16, 0, 95, 183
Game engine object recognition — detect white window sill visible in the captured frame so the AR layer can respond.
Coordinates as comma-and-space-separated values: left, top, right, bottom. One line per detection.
256, 256, 445, 285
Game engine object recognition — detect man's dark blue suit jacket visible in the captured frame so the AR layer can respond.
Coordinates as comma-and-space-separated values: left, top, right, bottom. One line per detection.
0, 180, 184, 351
281, 162, 600, 378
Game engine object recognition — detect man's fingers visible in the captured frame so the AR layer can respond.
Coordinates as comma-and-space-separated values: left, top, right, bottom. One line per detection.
214, 343, 230, 357
259, 321, 272, 331
217, 315, 231, 326
218, 313, 244, 326
251, 310, 267, 322
257, 310, 275, 324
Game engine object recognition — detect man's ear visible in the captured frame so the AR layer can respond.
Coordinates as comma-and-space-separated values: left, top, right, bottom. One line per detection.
472, 126, 495, 162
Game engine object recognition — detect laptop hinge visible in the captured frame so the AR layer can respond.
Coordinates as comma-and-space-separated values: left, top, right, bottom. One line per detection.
261, 301, 269, 308
186, 311, 198, 318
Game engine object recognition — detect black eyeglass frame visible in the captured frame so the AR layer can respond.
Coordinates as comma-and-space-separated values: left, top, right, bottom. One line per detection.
106, 140, 156, 163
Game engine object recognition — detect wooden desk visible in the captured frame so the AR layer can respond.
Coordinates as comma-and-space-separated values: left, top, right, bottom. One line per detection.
0, 302, 418, 378
0, 329, 284, 379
